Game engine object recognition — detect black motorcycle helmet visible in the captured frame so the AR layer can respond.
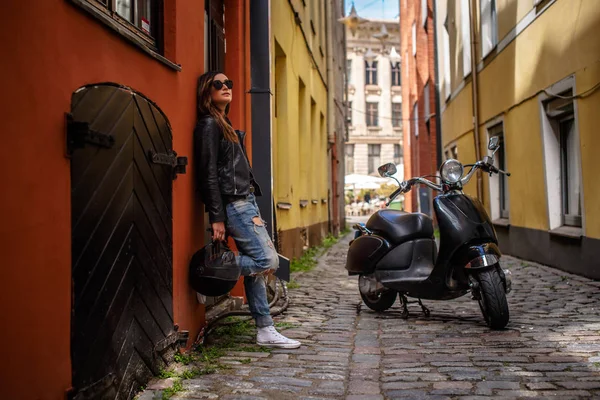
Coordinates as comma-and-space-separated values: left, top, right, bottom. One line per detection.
189, 241, 241, 297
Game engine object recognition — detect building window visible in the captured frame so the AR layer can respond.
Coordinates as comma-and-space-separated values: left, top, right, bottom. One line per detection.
368, 144, 381, 174
443, 13, 451, 100
445, 145, 458, 160
346, 59, 352, 84
480, 0, 498, 58
461, 0, 472, 76
412, 102, 419, 137
76, 0, 161, 49
366, 102, 379, 127
345, 144, 355, 174
365, 61, 378, 85
391, 62, 401, 86
392, 103, 402, 128
558, 115, 581, 226
487, 123, 509, 220
412, 22, 417, 56
541, 85, 582, 230
347, 101, 353, 124
394, 144, 403, 165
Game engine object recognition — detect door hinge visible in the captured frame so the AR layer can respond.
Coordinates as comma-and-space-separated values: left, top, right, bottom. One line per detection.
153, 330, 190, 355
148, 149, 188, 180
66, 113, 115, 156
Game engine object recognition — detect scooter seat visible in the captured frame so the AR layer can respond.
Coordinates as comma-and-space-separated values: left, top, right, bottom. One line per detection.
366, 210, 434, 244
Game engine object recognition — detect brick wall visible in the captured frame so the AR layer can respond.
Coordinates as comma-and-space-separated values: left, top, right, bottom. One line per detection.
400, 0, 439, 214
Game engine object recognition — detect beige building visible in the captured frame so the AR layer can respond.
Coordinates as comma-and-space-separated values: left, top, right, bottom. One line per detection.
434, 0, 600, 277
346, 19, 404, 178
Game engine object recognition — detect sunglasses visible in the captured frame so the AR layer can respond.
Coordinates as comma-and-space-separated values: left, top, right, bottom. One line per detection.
212, 79, 234, 90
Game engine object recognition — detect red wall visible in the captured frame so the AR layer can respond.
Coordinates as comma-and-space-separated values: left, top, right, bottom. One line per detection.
400, 0, 439, 212
0, 0, 249, 398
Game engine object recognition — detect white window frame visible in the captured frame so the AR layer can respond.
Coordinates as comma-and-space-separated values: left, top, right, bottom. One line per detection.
460, 0, 472, 76
485, 118, 509, 221
442, 12, 451, 100
368, 144, 381, 174
366, 102, 379, 127
392, 102, 402, 128
345, 144, 355, 174
538, 76, 584, 232
480, 0, 498, 58
346, 59, 352, 85
365, 60, 378, 85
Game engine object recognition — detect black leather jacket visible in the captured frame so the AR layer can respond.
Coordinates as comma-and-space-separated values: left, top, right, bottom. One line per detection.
194, 115, 262, 223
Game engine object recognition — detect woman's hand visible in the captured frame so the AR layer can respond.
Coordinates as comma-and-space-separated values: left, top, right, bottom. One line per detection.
211, 222, 226, 242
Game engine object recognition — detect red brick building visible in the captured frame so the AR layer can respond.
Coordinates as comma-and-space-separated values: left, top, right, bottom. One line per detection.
399, 0, 440, 214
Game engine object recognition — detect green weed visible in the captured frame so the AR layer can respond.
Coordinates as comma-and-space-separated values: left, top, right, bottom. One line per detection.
274, 322, 299, 330
287, 279, 300, 289
158, 369, 177, 379
173, 352, 195, 365
290, 247, 319, 273
162, 380, 183, 400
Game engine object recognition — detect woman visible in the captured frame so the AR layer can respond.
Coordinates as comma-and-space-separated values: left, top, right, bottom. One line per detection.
194, 71, 300, 349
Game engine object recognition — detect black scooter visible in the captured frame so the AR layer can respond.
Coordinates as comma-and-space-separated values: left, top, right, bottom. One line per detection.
346, 137, 512, 329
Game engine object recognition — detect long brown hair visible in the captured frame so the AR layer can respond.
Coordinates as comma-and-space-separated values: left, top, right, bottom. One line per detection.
197, 71, 238, 143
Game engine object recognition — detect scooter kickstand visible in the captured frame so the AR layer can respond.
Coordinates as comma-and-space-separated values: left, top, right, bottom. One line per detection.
418, 299, 431, 317
399, 294, 410, 319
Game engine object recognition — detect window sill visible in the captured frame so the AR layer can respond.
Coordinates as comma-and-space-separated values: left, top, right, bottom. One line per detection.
276, 202, 292, 210
365, 85, 382, 96
549, 226, 583, 240
367, 126, 382, 131
68, 0, 181, 72
492, 218, 510, 228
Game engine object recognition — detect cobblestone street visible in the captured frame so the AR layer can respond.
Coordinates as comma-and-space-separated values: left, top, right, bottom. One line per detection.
155, 221, 600, 400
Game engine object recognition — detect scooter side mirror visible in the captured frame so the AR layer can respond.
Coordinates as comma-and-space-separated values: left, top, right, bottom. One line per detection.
378, 163, 397, 178
488, 136, 500, 151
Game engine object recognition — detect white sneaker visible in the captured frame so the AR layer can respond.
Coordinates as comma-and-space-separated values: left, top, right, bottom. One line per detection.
256, 326, 301, 349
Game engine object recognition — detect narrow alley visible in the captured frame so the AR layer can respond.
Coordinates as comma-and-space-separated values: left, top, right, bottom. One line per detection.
142, 223, 600, 399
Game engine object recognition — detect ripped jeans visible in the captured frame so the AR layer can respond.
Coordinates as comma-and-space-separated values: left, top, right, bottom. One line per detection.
225, 193, 279, 328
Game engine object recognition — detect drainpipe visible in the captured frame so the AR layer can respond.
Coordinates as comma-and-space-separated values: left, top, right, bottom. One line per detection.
250, 0, 274, 237
469, 0, 483, 200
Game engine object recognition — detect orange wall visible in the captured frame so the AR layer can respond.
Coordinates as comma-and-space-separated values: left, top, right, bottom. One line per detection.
0, 0, 249, 398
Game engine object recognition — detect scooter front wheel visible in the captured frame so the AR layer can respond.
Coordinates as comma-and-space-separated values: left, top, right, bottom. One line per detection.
475, 267, 509, 329
358, 275, 397, 312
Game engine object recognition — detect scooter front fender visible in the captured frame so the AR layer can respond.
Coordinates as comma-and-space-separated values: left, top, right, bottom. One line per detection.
464, 243, 501, 270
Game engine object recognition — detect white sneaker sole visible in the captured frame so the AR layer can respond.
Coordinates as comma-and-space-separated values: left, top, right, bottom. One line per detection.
257, 341, 301, 349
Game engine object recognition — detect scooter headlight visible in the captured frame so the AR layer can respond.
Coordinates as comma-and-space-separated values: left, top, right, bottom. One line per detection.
440, 159, 464, 184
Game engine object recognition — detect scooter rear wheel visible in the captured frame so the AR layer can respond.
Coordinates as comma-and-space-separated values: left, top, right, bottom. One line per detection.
358, 275, 397, 312
476, 267, 509, 329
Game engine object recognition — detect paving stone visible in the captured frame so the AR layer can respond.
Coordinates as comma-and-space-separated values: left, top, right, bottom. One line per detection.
526, 382, 558, 390
134, 231, 600, 399
347, 380, 380, 395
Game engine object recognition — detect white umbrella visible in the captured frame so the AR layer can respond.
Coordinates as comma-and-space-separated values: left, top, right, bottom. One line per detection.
344, 174, 392, 191
344, 173, 389, 185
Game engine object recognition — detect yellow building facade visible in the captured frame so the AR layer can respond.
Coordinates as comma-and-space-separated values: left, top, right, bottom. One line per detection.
435, 0, 600, 278
271, 0, 331, 259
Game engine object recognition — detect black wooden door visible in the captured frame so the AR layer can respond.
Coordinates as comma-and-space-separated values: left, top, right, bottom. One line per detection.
69, 84, 175, 400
